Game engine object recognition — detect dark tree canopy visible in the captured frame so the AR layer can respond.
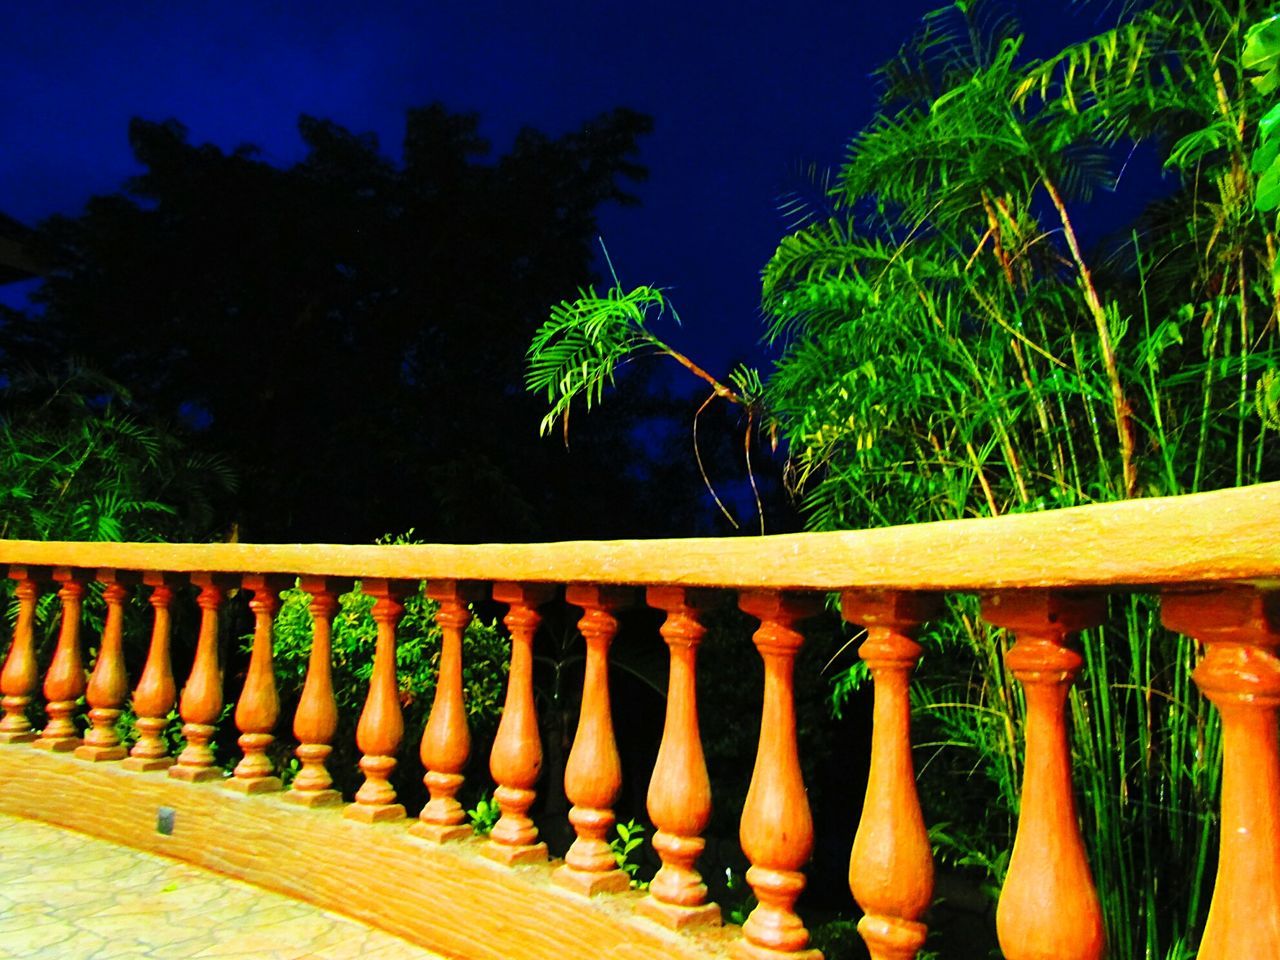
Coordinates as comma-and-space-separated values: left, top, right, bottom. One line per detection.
4, 104, 717, 543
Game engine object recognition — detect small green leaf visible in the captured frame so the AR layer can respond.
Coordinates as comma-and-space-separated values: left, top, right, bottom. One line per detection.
1244, 16, 1280, 74
1252, 132, 1280, 175
1261, 102, 1280, 142
1256, 65, 1280, 97
1257, 158, 1280, 211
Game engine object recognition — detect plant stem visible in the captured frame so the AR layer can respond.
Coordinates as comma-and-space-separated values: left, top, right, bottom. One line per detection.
1040, 174, 1138, 496
646, 334, 742, 404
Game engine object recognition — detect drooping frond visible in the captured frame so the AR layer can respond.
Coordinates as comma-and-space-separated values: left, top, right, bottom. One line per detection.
774, 161, 839, 233
761, 219, 899, 344
1014, 2, 1255, 165
877, 0, 1024, 109
525, 283, 670, 438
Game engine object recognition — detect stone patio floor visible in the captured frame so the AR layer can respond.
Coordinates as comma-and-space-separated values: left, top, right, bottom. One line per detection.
0, 812, 446, 960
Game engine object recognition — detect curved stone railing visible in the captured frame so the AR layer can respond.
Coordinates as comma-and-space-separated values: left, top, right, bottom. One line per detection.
0, 483, 1278, 959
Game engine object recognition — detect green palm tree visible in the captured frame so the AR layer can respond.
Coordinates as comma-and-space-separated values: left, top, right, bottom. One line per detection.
761, 3, 1276, 957
528, 3, 1280, 955
0, 360, 237, 542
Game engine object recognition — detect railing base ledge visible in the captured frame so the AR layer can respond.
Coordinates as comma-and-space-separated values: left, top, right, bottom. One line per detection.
31, 736, 79, 753
168, 765, 224, 783
0, 748, 732, 960
120, 756, 175, 772
283, 788, 342, 808
224, 775, 283, 795
730, 942, 822, 960
553, 863, 632, 897
636, 897, 723, 931
73, 744, 127, 763
482, 840, 549, 866
409, 819, 472, 843
343, 801, 406, 823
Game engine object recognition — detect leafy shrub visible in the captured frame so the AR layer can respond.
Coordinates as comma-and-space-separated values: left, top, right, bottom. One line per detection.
466, 792, 501, 836
257, 579, 510, 808
610, 818, 650, 889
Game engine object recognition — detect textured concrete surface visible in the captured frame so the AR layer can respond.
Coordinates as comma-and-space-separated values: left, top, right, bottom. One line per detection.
0, 812, 445, 960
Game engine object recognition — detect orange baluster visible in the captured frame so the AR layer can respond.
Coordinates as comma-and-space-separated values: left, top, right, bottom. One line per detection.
983, 591, 1105, 960
485, 581, 556, 865
411, 580, 486, 842
122, 572, 183, 771
286, 576, 349, 807
0, 568, 44, 744
345, 578, 414, 823
227, 574, 290, 793
33, 568, 92, 752
553, 584, 635, 897
75, 571, 139, 762
638, 586, 721, 930
735, 590, 822, 960
170, 573, 234, 782
1163, 588, 1280, 959
842, 590, 941, 960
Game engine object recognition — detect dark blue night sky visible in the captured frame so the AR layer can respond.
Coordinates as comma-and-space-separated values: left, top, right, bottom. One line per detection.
3, 2, 1102, 374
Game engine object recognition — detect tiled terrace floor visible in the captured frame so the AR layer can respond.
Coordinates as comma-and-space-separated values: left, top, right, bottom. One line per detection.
0, 812, 446, 960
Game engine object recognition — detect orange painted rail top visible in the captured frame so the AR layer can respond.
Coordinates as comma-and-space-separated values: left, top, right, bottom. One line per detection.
0, 481, 1275, 590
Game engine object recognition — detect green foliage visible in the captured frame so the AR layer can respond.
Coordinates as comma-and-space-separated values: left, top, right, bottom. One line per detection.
528, 282, 675, 438
526, 264, 757, 439
259, 576, 510, 804
465, 792, 501, 837
526, 2, 1278, 956
525, 264, 770, 531
1248, 15, 1280, 210
760, 2, 1276, 956
279, 756, 302, 788
0, 361, 233, 717
0, 362, 235, 542
808, 918, 866, 960
610, 819, 650, 889
722, 867, 757, 927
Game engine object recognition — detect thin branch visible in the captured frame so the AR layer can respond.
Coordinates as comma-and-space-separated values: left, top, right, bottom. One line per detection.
1040, 172, 1138, 497
693, 389, 739, 529
965, 440, 1000, 517
744, 406, 765, 535
649, 334, 742, 404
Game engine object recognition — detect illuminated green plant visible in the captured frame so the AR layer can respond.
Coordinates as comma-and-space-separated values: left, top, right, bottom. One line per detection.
528, 260, 767, 529
530, 3, 1277, 955
254, 565, 510, 807
610, 819, 650, 890
1246, 14, 1280, 211
466, 792, 501, 836
0, 360, 235, 543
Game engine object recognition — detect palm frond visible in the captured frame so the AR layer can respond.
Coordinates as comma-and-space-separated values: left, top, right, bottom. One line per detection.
774, 161, 839, 233
526, 283, 669, 438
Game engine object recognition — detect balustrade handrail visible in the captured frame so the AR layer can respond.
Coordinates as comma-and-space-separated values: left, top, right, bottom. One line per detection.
0, 481, 1274, 589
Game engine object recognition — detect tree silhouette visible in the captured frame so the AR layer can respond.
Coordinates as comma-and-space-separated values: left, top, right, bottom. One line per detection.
7, 104, 690, 542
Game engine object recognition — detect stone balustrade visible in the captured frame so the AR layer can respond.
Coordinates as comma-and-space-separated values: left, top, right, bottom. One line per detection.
0, 482, 1277, 959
